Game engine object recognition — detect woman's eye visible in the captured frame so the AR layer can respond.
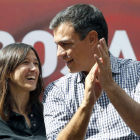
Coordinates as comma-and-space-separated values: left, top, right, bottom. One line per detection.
34, 62, 39, 66
23, 61, 28, 64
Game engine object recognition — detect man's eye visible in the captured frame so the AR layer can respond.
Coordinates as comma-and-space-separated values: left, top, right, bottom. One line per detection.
62, 43, 68, 46
64, 43, 68, 45
63, 43, 72, 47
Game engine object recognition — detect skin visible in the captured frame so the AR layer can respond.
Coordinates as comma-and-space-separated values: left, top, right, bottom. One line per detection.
54, 23, 140, 140
54, 22, 100, 74
8, 50, 39, 128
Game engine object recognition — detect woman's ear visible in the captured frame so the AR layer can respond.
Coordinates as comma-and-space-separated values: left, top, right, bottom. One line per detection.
6, 73, 10, 79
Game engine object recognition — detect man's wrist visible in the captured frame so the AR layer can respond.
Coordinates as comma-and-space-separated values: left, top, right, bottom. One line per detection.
81, 100, 94, 114
103, 80, 119, 95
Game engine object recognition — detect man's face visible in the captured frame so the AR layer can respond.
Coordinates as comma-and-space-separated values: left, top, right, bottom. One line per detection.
53, 22, 98, 74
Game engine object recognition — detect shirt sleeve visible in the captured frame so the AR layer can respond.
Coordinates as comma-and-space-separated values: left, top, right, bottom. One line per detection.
42, 82, 73, 140
133, 62, 140, 104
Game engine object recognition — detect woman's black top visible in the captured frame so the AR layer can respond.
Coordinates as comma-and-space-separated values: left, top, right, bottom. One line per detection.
0, 104, 46, 140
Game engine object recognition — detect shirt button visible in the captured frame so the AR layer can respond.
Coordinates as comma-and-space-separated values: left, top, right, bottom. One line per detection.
31, 114, 34, 117
101, 108, 104, 112
33, 123, 36, 127
104, 129, 107, 133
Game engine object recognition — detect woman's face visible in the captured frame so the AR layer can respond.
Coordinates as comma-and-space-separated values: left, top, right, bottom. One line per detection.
9, 49, 40, 94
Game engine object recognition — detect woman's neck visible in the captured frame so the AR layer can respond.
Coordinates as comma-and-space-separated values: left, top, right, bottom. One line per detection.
11, 91, 30, 115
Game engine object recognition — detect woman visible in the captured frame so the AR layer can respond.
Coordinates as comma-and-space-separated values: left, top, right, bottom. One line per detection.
0, 43, 46, 140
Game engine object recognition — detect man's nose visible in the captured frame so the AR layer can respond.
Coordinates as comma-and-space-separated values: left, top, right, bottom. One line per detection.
57, 45, 66, 58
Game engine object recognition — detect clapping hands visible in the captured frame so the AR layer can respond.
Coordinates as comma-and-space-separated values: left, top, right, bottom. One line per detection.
83, 38, 113, 107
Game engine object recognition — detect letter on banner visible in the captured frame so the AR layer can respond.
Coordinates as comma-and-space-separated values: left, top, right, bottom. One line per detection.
0, 31, 15, 48
22, 30, 57, 78
109, 30, 136, 60
61, 66, 69, 75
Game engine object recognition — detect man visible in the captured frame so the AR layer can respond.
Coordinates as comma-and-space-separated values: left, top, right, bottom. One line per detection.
43, 4, 140, 140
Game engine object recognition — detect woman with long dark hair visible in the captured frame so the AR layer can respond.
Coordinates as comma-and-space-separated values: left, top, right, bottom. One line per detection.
0, 43, 46, 140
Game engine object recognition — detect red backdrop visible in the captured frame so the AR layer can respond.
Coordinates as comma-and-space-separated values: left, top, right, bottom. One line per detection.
0, 0, 140, 100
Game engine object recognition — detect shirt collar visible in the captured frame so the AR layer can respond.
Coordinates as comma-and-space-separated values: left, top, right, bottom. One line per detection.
77, 51, 121, 83
77, 72, 86, 83
10, 103, 42, 118
109, 51, 122, 74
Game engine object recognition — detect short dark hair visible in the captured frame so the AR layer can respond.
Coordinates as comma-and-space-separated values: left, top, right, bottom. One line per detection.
49, 4, 108, 45
0, 43, 44, 121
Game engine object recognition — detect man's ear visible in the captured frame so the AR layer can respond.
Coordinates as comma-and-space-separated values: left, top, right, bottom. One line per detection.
87, 30, 98, 47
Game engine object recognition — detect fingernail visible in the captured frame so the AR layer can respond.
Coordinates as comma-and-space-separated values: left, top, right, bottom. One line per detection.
97, 44, 100, 48
99, 45, 102, 50
103, 38, 105, 44
94, 54, 98, 58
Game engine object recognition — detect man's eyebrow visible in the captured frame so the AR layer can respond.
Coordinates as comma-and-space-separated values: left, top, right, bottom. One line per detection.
55, 39, 73, 44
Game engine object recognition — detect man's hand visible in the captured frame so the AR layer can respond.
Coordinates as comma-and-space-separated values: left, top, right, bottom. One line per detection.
94, 38, 114, 91
83, 63, 102, 107
83, 38, 111, 107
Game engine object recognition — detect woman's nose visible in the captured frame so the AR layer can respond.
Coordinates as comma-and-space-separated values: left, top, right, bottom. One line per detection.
30, 63, 37, 71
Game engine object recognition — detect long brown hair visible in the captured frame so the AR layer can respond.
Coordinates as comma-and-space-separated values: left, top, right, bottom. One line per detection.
0, 43, 44, 121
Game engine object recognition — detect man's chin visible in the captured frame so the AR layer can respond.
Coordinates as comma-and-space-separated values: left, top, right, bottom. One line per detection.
68, 68, 79, 73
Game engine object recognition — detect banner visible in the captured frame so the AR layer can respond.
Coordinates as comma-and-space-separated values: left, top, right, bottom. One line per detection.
0, 0, 140, 99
